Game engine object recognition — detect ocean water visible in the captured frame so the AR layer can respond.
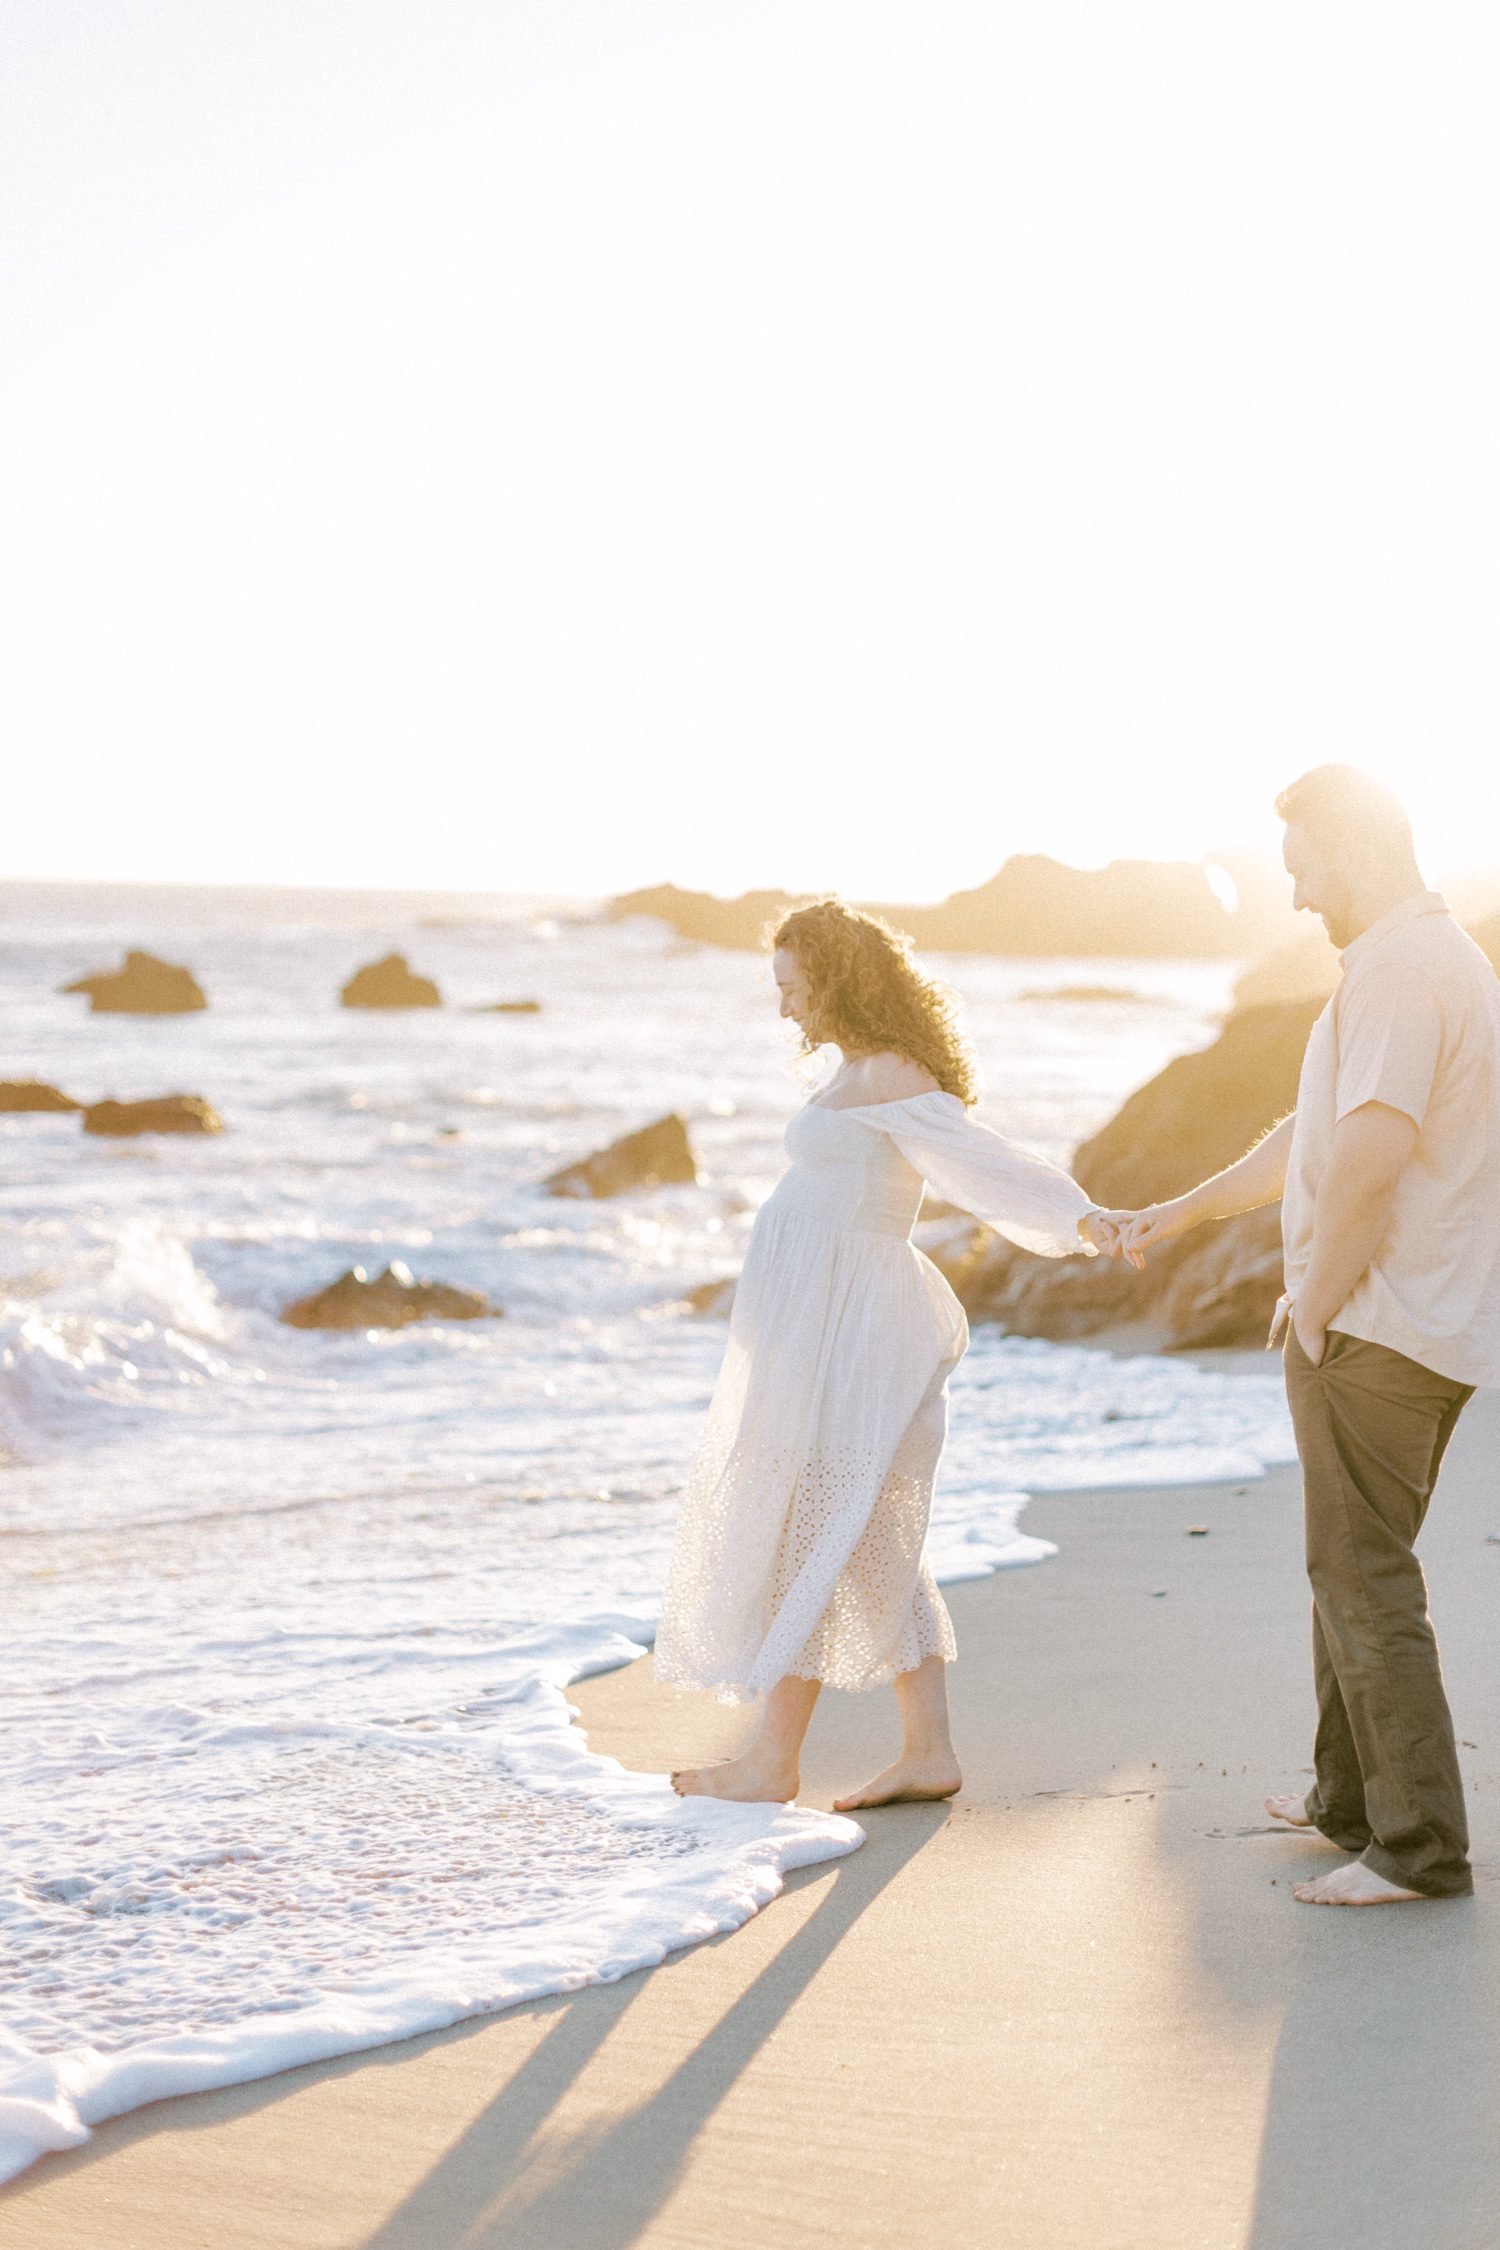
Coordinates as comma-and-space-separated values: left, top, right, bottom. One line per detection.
0, 887, 1295, 2179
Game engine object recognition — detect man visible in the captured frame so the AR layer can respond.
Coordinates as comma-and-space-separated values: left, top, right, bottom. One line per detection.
1111, 764, 1500, 1905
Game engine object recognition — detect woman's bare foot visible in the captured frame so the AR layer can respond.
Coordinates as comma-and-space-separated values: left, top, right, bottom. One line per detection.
1292, 1861, 1426, 1906
1265, 1793, 1315, 1828
671, 1751, 799, 1804
832, 1756, 962, 1812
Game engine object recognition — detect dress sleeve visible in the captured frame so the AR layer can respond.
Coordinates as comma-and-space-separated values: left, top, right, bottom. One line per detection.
853, 1092, 1098, 1259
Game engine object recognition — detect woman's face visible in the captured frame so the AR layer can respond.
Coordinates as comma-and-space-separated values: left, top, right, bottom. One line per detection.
772, 947, 814, 1031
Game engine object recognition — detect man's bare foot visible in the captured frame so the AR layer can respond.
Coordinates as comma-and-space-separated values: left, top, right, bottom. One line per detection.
1292, 1861, 1426, 1907
1265, 1793, 1315, 1828
671, 1751, 798, 1804
832, 1756, 962, 1812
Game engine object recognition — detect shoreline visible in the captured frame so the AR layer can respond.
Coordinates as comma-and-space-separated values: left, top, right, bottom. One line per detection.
8, 1393, 1499, 2248
0, 1329, 1287, 2190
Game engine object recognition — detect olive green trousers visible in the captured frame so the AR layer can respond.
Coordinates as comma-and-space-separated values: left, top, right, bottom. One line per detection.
1284, 1327, 1474, 1898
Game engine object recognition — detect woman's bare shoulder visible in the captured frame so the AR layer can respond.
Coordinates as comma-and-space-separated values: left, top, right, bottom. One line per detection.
853, 1052, 941, 1101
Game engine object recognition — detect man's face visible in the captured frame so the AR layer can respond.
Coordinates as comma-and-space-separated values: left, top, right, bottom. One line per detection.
1282, 819, 1358, 948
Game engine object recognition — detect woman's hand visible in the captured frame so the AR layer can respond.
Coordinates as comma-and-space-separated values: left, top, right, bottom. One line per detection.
1076, 1209, 1120, 1256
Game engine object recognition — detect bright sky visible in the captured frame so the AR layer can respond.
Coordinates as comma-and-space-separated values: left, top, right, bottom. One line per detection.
3, 2, 1497, 901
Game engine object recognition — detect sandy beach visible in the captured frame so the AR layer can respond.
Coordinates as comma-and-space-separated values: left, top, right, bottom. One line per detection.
6, 1379, 1497, 2250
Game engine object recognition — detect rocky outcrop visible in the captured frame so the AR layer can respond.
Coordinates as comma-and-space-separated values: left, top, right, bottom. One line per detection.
83, 1094, 224, 1135
0, 1080, 81, 1111
1070, 999, 1325, 1210
340, 954, 441, 1009
61, 950, 207, 1014
939, 1204, 1285, 1352
608, 885, 800, 951
281, 1261, 496, 1329
899, 856, 1242, 958
469, 999, 543, 1014
1154, 1206, 1288, 1348
617, 871, 1500, 985
677, 1276, 737, 1317
544, 1113, 697, 1199
608, 855, 1303, 960
918, 1215, 1143, 1338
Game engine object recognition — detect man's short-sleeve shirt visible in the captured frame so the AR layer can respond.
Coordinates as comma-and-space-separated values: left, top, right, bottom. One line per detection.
1282, 893, 1500, 1387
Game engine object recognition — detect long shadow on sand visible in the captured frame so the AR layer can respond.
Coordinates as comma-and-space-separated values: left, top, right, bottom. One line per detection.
356, 1808, 946, 2250
1244, 1881, 1500, 2248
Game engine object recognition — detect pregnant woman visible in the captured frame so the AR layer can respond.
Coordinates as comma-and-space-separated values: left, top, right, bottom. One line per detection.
654, 898, 1108, 1811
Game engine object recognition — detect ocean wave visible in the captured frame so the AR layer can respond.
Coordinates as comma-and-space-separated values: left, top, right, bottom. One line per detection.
0, 1620, 859, 2186
0, 1221, 236, 1455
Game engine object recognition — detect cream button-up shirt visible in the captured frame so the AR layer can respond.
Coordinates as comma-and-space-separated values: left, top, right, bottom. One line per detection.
1282, 892, 1500, 1388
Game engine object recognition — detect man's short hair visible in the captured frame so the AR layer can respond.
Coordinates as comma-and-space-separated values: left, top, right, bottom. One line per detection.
1274, 764, 1415, 862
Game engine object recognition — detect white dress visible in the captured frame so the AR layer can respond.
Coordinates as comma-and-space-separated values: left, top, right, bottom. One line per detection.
654, 1090, 1094, 1703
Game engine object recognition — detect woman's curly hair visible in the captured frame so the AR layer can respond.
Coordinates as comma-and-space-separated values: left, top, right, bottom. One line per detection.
771, 897, 978, 1106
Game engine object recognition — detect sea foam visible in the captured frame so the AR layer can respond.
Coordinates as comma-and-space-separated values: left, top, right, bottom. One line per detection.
0, 1619, 859, 2180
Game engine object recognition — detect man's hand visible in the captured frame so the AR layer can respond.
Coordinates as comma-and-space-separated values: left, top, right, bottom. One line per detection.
1112, 1197, 1200, 1269
1292, 1305, 1327, 1366
1075, 1205, 1177, 1271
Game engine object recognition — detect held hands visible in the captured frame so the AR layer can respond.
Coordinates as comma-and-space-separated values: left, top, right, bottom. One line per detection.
1077, 1196, 1198, 1271
1076, 1208, 1150, 1267
1076, 1209, 1122, 1257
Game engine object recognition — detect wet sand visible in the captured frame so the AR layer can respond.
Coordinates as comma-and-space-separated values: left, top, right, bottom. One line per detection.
7, 1391, 1500, 2250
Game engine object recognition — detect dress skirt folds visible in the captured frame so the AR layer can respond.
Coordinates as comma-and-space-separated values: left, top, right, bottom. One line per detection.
653, 1091, 1094, 1703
